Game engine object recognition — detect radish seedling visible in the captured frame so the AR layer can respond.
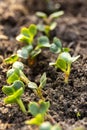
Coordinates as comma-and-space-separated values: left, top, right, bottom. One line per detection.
36, 11, 64, 36
28, 72, 47, 100
50, 52, 80, 83
2, 80, 26, 113
7, 61, 30, 85
16, 24, 50, 66
50, 37, 69, 54
25, 100, 50, 126
16, 24, 37, 44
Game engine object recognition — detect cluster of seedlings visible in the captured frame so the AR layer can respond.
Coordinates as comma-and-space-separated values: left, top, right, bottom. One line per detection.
2, 10, 80, 130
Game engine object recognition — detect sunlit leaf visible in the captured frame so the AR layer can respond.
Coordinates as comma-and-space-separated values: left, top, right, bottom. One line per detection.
4, 54, 19, 64
40, 72, 47, 88
39, 122, 52, 130
49, 11, 64, 20
38, 36, 50, 48
4, 87, 24, 104
28, 82, 38, 89
17, 49, 29, 59
28, 24, 37, 37
50, 22, 57, 30
36, 12, 47, 18
25, 114, 44, 126
12, 61, 24, 70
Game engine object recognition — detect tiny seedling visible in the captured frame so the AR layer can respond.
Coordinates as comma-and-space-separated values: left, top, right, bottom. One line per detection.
36, 11, 64, 36
2, 80, 26, 113
28, 72, 47, 100
50, 37, 69, 54
25, 100, 50, 126
16, 24, 37, 44
7, 61, 30, 85
50, 52, 80, 83
4, 54, 19, 64
16, 24, 51, 66
39, 121, 62, 130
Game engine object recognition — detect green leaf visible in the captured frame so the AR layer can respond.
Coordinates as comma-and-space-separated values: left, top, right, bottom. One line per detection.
17, 49, 29, 59
38, 36, 50, 48
62, 47, 70, 52
16, 34, 30, 44
50, 38, 62, 53
39, 101, 50, 115
7, 72, 20, 84
71, 55, 80, 62
12, 80, 24, 91
4, 54, 19, 64
44, 25, 50, 36
23, 45, 33, 52
7, 69, 15, 78
49, 11, 64, 20
21, 27, 30, 37
30, 49, 41, 58
4, 87, 24, 104
50, 22, 57, 30
53, 37, 62, 49
28, 102, 40, 116
28, 82, 38, 89
36, 12, 47, 18
12, 61, 24, 70
39, 122, 52, 130
25, 114, 44, 126
2, 85, 14, 95
58, 52, 71, 63
28, 101, 50, 116
37, 24, 45, 32
56, 58, 66, 72
39, 72, 47, 88
17, 45, 33, 59
28, 24, 37, 37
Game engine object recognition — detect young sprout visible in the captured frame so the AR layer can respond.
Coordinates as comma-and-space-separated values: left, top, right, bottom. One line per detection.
36, 11, 64, 36
2, 80, 26, 114
50, 52, 80, 83
28, 72, 47, 100
25, 100, 50, 126
16, 30, 50, 66
50, 37, 69, 54
4, 54, 19, 64
16, 24, 37, 44
7, 61, 30, 85
39, 121, 62, 130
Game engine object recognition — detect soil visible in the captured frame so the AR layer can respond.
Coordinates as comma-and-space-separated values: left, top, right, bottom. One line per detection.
0, 0, 87, 130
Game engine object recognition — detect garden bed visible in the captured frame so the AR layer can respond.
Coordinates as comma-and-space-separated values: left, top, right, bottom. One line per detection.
0, 0, 87, 130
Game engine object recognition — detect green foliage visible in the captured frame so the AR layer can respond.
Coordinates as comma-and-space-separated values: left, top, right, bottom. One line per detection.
16, 26, 51, 62
36, 12, 47, 18
25, 101, 50, 126
36, 11, 64, 36
28, 72, 47, 99
28, 100, 50, 116
50, 52, 80, 83
50, 37, 69, 54
25, 114, 44, 126
2, 80, 26, 113
7, 61, 29, 85
16, 24, 37, 44
39, 122, 62, 130
4, 54, 19, 64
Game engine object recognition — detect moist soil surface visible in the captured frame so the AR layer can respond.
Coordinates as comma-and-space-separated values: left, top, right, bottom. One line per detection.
0, 0, 87, 130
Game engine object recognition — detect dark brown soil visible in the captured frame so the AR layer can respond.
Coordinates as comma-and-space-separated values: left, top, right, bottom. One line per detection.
0, 0, 87, 130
